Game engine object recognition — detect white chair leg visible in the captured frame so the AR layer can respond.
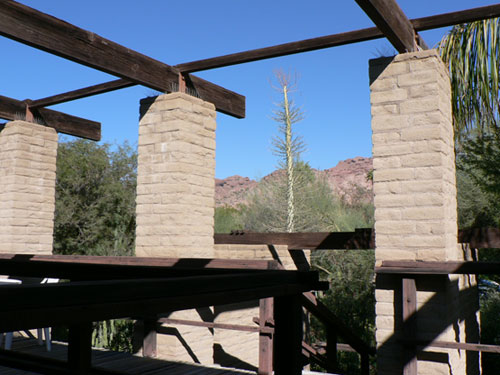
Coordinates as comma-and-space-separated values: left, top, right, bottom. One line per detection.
5, 332, 13, 350
37, 328, 43, 346
44, 328, 51, 352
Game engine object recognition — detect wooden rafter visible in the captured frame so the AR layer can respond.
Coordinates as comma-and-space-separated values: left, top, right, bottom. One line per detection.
19, 4, 500, 107
354, 0, 418, 53
0, 95, 100, 141
176, 4, 500, 73
0, 1, 245, 118
29, 79, 135, 109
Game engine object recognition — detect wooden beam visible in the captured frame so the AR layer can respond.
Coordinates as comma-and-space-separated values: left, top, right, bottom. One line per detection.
0, 1, 245, 118
355, 0, 417, 53
215, 229, 375, 250
175, 4, 500, 73
273, 295, 303, 375
29, 79, 135, 109
0, 95, 101, 141
68, 322, 93, 373
0, 273, 323, 333
412, 4, 500, 31
376, 260, 500, 275
402, 278, 417, 375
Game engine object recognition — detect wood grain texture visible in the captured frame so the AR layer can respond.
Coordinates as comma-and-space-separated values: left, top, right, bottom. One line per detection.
355, 0, 417, 53
29, 79, 135, 109
0, 95, 101, 140
0, 1, 245, 118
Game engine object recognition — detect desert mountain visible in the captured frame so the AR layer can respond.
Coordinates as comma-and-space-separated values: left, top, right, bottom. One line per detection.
215, 156, 373, 207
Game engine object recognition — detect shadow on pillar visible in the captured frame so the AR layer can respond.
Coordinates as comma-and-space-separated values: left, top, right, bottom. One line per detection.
376, 274, 480, 374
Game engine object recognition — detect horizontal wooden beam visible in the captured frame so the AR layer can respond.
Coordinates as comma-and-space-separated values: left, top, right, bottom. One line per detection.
0, 254, 279, 272
29, 79, 135, 109
215, 229, 375, 250
0, 1, 245, 118
215, 227, 500, 250
355, 0, 417, 53
176, 5, 500, 73
376, 260, 500, 275
0, 95, 101, 141
412, 4, 500, 31
0, 272, 323, 332
0, 255, 282, 280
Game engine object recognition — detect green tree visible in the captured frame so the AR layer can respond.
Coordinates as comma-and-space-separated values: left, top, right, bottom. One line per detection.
214, 205, 244, 233
54, 139, 137, 256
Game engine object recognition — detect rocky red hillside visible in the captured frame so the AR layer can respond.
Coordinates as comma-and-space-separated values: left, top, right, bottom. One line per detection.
215, 156, 373, 207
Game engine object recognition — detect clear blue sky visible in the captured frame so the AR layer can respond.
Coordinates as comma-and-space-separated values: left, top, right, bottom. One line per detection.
1, 1, 498, 179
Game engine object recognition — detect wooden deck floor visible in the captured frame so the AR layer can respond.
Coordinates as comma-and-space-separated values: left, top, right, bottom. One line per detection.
0, 337, 255, 374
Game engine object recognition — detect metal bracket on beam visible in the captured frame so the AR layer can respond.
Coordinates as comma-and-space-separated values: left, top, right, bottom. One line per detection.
23, 100, 34, 123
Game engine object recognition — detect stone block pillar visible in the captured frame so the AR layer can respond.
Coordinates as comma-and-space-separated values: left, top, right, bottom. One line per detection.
370, 50, 479, 375
0, 121, 58, 254
136, 92, 216, 363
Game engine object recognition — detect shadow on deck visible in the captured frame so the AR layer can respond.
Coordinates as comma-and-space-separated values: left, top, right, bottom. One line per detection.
0, 337, 255, 375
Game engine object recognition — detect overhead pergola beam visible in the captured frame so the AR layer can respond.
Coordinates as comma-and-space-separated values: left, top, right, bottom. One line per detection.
29, 79, 135, 109
0, 1, 245, 118
0, 95, 101, 141
176, 4, 500, 73
27, 4, 500, 107
354, 0, 418, 53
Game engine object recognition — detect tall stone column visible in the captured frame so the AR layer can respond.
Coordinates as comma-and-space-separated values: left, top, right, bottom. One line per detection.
136, 92, 216, 363
370, 50, 479, 375
0, 121, 58, 254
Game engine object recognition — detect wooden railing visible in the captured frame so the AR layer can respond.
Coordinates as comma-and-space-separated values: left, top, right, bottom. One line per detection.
0, 255, 325, 375
376, 260, 500, 375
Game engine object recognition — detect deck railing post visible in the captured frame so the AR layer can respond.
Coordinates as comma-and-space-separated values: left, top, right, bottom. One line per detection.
258, 297, 274, 375
273, 294, 303, 375
143, 317, 158, 358
402, 278, 417, 375
326, 326, 338, 372
68, 321, 93, 373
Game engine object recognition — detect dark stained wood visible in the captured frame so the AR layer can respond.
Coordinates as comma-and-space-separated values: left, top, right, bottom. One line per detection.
402, 278, 417, 375
415, 340, 500, 354
216, 227, 499, 250
176, 27, 386, 73
176, 5, 500, 74
215, 229, 375, 250
0, 1, 245, 119
29, 79, 135, 109
412, 4, 500, 31
273, 295, 303, 375
0, 95, 101, 140
0, 255, 285, 282
301, 292, 376, 356
158, 317, 273, 334
258, 298, 274, 375
68, 322, 93, 373
376, 261, 500, 275
0, 272, 323, 333
355, 0, 418, 53
142, 318, 157, 358
326, 327, 338, 373
0, 253, 280, 270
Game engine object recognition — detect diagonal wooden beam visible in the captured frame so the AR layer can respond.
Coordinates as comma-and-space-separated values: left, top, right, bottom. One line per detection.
0, 95, 101, 141
0, 1, 245, 118
29, 79, 135, 109
354, 0, 418, 53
